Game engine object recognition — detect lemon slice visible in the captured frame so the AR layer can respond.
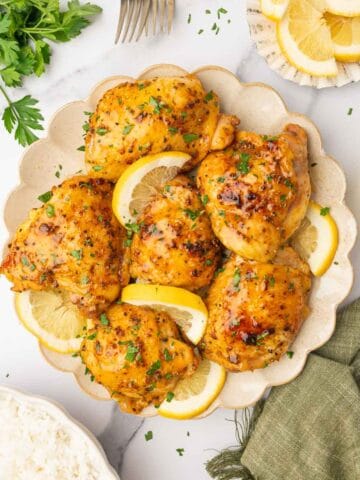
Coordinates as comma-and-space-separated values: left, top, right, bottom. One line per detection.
158, 358, 226, 419
112, 151, 191, 226
291, 201, 338, 276
277, 0, 338, 77
15, 290, 87, 353
261, 0, 289, 20
325, 13, 360, 62
121, 284, 208, 345
325, 0, 360, 17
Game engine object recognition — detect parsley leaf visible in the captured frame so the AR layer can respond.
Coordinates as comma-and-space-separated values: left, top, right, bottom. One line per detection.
236, 153, 250, 174
0, 1, 102, 146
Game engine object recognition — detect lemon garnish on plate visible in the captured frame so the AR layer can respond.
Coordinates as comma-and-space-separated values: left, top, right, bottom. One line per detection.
261, 0, 289, 20
277, 0, 338, 77
291, 201, 339, 277
121, 284, 208, 345
112, 151, 191, 227
15, 290, 86, 354
325, 0, 360, 17
325, 13, 360, 62
158, 358, 226, 420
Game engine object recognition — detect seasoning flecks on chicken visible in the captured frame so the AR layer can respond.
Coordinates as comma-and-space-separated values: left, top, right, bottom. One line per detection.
201, 247, 311, 371
197, 124, 310, 262
85, 76, 239, 181
81, 303, 199, 414
129, 175, 221, 291
0, 176, 128, 316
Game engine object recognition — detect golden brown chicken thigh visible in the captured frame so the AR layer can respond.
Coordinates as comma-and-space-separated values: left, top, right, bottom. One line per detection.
197, 124, 310, 262
81, 303, 199, 413
85, 76, 239, 181
202, 246, 311, 371
129, 175, 221, 291
0, 176, 128, 316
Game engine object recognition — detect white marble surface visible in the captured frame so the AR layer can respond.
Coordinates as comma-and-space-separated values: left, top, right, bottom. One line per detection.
0, 1, 359, 479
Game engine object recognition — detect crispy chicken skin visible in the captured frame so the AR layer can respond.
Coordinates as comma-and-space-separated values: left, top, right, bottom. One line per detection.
201, 247, 311, 371
81, 303, 199, 413
129, 175, 221, 291
0, 176, 128, 316
197, 124, 310, 262
85, 76, 239, 181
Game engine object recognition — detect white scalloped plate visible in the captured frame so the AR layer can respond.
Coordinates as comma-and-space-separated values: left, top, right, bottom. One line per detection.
0, 385, 119, 479
3, 65, 357, 418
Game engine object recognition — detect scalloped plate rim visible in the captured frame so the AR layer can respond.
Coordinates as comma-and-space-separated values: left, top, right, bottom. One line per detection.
3, 64, 357, 419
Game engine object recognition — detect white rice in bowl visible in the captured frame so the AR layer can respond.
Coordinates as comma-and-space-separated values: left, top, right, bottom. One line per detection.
0, 390, 117, 480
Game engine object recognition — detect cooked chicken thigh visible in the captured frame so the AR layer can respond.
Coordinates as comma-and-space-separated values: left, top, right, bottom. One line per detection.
202, 246, 311, 371
0, 176, 128, 316
129, 175, 221, 291
197, 124, 310, 262
85, 76, 239, 181
81, 303, 199, 413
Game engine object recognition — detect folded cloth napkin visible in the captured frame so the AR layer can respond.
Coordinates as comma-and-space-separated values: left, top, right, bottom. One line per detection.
206, 299, 360, 480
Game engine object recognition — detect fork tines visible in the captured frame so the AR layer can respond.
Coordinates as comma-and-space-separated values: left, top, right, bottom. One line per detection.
115, 0, 175, 44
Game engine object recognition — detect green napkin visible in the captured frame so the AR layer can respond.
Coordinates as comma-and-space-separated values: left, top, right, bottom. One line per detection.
206, 299, 360, 480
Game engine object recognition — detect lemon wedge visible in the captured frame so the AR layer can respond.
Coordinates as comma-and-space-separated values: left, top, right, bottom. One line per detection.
261, 0, 289, 20
15, 290, 87, 353
121, 284, 208, 345
277, 0, 338, 77
158, 358, 226, 419
291, 201, 338, 276
325, 0, 360, 17
325, 13, 360, 62
112, 151, 191, 227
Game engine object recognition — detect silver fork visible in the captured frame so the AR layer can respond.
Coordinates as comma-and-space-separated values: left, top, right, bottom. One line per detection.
115, 0, 175, 44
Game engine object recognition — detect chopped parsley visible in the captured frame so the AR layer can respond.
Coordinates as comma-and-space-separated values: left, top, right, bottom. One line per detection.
46, 204, 55, 217
284, 179, 294, 189
176, 448, 185, 457
183, 209, 201, 221
122, 123, 134, 135
198, 29, 204, 34
71, 249, 82, 260
125, 342, 139, 362
320, 207, 330, 216
168, 126, 178, 135
280, 194, 287, 203
166, 391, 175, 402
183, 133, 199, 143
348, 108, 353, 116
100, 313, 109, 326
21, 255, 30, 266
286, 351, 294, 359
87, 332, 97, 340
92, 165, 103, 172
236, 153, 250, 174
201, 194, 209, 205
217, 7, 228, 18
125, 222, 141, 234
217, 176, 225, 183
147, 360, 161, 376
96, 127, 108, 136
215, 267, 225, 276
233, 268, 241, 290
149, 96, 163, 114
187, 13, 191, 24
145, 431, 153, 441
204, 91, 214, 103
80, 275, 89, 285
77, 145, 85, 151
164, 348, 173, 361
38, 191, 53, 203
205, 259, 213, 266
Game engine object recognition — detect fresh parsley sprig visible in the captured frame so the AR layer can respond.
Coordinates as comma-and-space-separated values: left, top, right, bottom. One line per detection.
0, 0, 102, 146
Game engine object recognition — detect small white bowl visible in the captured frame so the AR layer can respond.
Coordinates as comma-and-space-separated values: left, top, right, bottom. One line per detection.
0, 385, 120, 480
